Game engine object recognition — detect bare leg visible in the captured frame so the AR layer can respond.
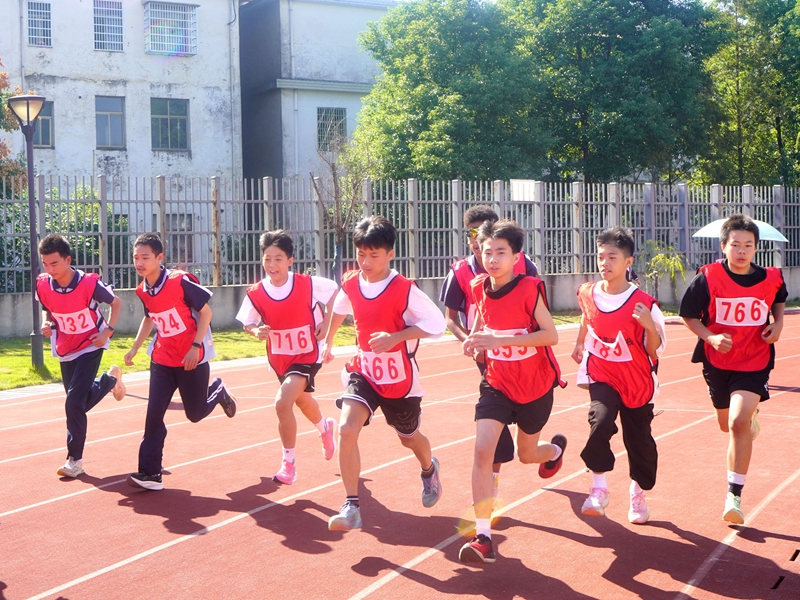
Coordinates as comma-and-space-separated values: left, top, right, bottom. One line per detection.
338, 399, 370, 497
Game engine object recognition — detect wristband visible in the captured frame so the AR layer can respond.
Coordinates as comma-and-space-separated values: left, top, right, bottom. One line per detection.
192, 342, 202, 348
107, 325, 115, 336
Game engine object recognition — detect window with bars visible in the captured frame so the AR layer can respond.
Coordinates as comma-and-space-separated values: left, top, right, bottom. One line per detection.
317, 108, 347, 152
28, 1, 52, 47
33, 101, 54, 148
95, 96, 126, 149
151, 98, 189, 151
94, 0, 124, 52
144, 2, 198, 56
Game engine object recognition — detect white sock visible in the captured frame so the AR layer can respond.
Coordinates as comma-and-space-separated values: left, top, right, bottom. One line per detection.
283, 447, 295, 463
550, 444, 563, 462
592, 472, 608, 489
475, 518, 492, 539
630, 480, 643, 495
727, 471, 746, 486
315, 418, 328, 434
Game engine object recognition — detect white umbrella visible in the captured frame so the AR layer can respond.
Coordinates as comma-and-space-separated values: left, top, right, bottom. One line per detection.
691, 218, 789, 243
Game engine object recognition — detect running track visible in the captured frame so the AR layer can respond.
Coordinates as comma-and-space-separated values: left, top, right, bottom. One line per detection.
2, 316, 800, 599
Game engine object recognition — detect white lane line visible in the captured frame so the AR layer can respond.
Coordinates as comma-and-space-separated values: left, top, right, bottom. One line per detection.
675, 466, 800, 600
348, 413, 716, 599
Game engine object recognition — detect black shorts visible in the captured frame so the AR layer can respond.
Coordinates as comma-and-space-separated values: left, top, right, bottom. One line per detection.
336, 372, 422, 437
702, 363, 770, 409
277, 363, 322, 393
475, 380, 554, 435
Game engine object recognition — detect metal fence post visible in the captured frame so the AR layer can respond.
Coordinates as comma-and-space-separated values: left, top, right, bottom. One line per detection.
98, 175, 109, 279
678, 183, 690, 259
644, 183, 656, 243
407, 178, 418, 279
533, 180, 545, 270
362, 178, 372, 217
312, 176, 325, 275
773, 185, 785, 268
494, 180, 506, 219
742, 184, 754, 216
156, 176, 167, 254
710, 184, 721, 221
263, 176, 273, 231
571, 181, 582, 273
37, 175, 46, 236
607, 182, 619, 227
450, 180, 463, 262
211, 176, 221, 286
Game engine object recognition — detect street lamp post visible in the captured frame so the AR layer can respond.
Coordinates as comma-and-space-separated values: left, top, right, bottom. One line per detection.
7, 95, 46, 368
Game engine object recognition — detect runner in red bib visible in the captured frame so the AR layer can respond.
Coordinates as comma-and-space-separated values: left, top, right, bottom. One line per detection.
681, 214, 786, 524
460, 219, 565, 564
572, 227, 665, 526
237, 230, 339, 486
322, 216, 446, 533
124, 233, 238, 491
36, 234, 125, 479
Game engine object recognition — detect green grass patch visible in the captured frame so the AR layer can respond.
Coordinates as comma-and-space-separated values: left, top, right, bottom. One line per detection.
0, 325, 356, 392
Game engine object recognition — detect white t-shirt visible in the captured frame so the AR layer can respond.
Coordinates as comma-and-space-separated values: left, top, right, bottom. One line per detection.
236, 273, 339, 361
333, 269, 446, 397
576, 283, 667, 396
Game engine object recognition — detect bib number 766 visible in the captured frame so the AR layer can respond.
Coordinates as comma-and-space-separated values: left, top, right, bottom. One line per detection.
715, 297, 768, 327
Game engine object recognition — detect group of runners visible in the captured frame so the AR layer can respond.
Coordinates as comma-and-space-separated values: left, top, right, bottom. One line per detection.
35, 208, 786, 565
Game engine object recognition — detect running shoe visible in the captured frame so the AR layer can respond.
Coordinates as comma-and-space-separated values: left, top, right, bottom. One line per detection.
582, 487, 610, 517
723, 492, 745, 524
209, 378, 238, 418
421, 457, 442, 507
328, 501, 362, 531
751, 408, 760, 441
538, 434, 567, 479
273, 458, 297, 485
320, 417, 337, 460
109, 365, 126, 401
56, 457, 84, 478
628, 489, 650, 524
127, 471, 164, 491
459, 534, 496, 564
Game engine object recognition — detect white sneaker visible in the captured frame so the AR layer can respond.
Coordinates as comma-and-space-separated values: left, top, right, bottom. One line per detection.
723, 492, 745, 524
109, 365, 126, 401
628, 489, 650, 524
582, 487, 610, 517
57, 457, 84, 478
328, 501, 362, 531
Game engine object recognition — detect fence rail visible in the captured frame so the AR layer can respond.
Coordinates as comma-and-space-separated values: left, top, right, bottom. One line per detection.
1, 176, 797, 294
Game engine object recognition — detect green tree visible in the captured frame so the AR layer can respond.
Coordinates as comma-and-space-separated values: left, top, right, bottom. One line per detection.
505, 0, 719, 183
0, 57, 27, 189
353, 0, 552, 180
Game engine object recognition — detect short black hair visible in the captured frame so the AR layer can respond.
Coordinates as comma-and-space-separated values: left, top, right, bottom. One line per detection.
463, 205, 499, 228
596, 227, 635, 258
353, 215, 396, 251
259, 229, 294, 258
38, 233, 71, 258
476, 219, 524, 254
134, 233, 164, 256
720, 213, 759, 245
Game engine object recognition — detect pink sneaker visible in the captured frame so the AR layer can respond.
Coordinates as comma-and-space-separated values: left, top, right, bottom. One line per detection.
628, 489, 650, 524
272, 458, 296, 485
320, 417, 337, 461
582, 487, 610, 517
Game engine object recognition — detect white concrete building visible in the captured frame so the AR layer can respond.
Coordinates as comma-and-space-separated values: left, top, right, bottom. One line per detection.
239, 0, 396, 178
0, 0, 242, 180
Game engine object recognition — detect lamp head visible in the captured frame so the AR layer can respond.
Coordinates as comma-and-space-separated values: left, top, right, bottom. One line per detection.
6, 95, 46, 126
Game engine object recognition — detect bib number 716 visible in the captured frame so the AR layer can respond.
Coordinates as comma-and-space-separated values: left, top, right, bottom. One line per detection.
268, 325, 313, 356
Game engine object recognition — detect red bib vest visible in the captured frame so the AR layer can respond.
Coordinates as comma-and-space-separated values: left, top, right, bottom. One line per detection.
342, 270, 416, 399
37, 271, 103, 357
472, 274, 564, 404
247, 274, 320, 376
578, 282, 659, 408
453, 255, 527, 330
136, 270, 202, 367
702, 261, 783, 372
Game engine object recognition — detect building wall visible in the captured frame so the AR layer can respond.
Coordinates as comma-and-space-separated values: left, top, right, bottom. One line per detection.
0, 0, 242, 180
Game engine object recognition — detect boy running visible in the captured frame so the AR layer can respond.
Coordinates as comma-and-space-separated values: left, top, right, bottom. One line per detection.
322, 216, 446, 531
440, 205, 539, 500
236, 230, 338, 484
36, 234, 126, 478
124, 233, 237, 491
572, 227, 665, 525
460, 220, 566, 564
680, 214, 786, 523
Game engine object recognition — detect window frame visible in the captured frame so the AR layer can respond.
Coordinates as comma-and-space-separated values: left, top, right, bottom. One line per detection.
95, 96, 126, 150
150, 98, 190, 152
143, 2, 198, 57
27, 1, 52, 48
33, 101, 54, 149
93, 0, 124, 52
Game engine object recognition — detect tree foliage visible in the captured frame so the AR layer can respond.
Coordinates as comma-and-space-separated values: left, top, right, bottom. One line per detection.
0, 57, 27, 188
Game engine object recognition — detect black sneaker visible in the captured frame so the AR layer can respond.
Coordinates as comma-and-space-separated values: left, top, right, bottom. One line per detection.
539, 434, 567, 479
210, 377, 237, 418
459, 534, 496, 563
127, 471, 164, 491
